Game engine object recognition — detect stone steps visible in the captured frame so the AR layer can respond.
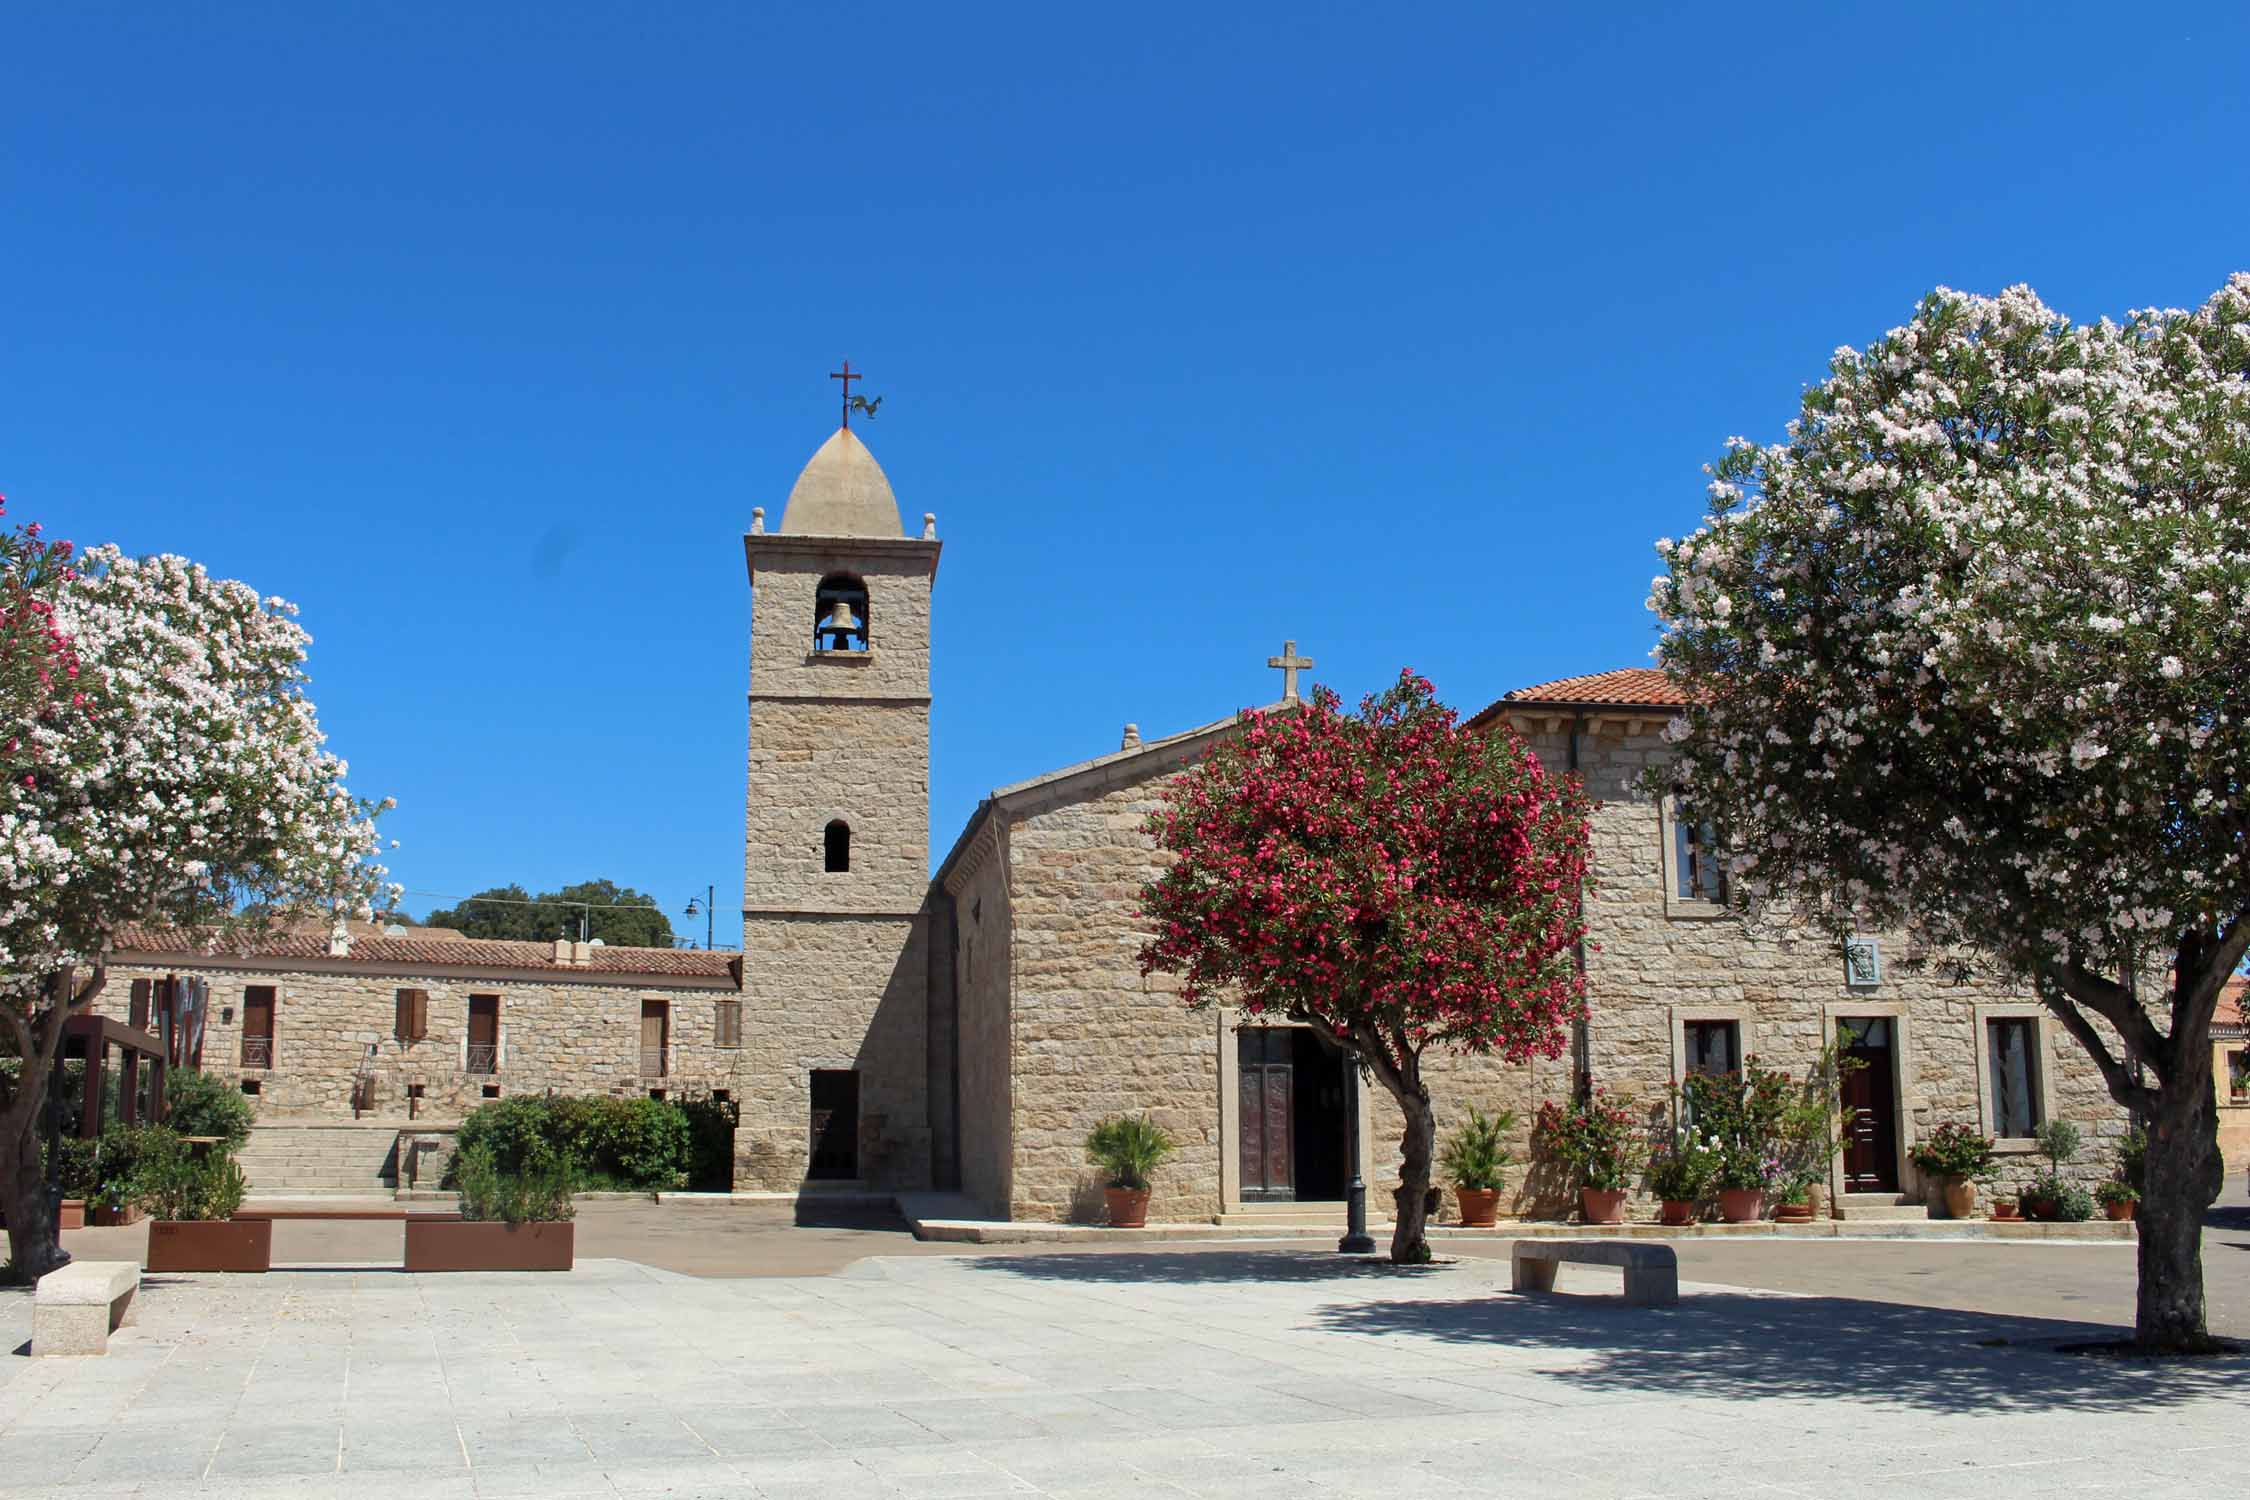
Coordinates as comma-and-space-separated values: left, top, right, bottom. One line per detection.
234, 1123, 423, 1194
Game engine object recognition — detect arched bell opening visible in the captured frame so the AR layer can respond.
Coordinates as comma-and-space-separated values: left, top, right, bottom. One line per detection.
824, 819, 852, 874
814, 573, 871, 652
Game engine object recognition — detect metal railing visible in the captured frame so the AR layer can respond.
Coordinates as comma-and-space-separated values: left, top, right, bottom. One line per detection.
240, 1035, 273, 1069
640, 1046, 668, 1078
465, 1042, 498, 1075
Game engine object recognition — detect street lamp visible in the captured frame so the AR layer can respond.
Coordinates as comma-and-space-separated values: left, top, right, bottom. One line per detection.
1340, 1058, 1375, 1255
682, 886, 716, 951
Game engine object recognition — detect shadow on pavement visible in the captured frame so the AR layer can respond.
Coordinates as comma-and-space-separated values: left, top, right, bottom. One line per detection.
963, 1249, 1445, 1284
1311, 1289, 2248, 1414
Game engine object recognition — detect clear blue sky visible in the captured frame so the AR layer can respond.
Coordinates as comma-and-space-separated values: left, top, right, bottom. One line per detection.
8, 5, 2246, 948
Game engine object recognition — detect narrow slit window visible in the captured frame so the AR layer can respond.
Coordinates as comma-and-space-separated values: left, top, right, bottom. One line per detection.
825, 819, 851, 873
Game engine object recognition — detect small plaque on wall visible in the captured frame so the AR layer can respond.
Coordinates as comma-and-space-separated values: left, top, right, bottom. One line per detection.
1844, 936, 1882, 988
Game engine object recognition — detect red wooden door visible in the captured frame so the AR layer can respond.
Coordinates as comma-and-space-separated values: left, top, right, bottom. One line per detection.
467, 995, 499, 1074
241, 986, 275, 1068
1839, 1018, 1900, 1192
1239, 1028, 1295, 1199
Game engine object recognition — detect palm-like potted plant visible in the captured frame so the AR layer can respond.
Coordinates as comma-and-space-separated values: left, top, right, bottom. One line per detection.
1438, 1106, 1516, 1227
1085, 1114, 1178, 1228
1907, 1121, 1997, 1219
1537, 1090, 1645, 1225
1645, 1129, 1715, 1225
406, 1143, 576, 1270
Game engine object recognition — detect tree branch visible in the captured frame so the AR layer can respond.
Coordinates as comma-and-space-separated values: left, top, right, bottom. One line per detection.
2050, 959, 2170, 1073
2175, 912, 2250, 1044
2035, 973, 2158, 1116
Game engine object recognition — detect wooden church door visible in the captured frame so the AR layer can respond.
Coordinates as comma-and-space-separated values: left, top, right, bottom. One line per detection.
1239, 1028, 1295, 1199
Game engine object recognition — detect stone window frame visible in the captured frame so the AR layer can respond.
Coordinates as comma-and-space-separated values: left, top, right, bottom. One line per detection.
1658, 794, 1728, 920
1668, 1005, 1754, 1095
1972, 1003, 2058, 1154
1215, 1008, 1376, 1214
1822, 1000, 1917, 1201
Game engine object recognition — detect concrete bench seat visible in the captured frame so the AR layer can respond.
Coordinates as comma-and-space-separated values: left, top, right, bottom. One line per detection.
33, 1260, 140, 1356
1510, 1239, 1678, 1307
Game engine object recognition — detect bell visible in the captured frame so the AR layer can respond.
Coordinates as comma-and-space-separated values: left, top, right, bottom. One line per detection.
818, 598, 861, 650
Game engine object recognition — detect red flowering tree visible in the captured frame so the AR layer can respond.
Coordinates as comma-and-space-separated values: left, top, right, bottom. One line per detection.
1138, 671, 1593, 1263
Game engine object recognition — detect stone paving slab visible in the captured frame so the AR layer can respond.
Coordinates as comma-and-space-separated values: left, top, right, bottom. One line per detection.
0, 1251, 2240, 1498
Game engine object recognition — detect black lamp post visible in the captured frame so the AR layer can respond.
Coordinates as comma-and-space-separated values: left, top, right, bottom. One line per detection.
1340, 1057, 1375, 1255
682, 886, 716, 950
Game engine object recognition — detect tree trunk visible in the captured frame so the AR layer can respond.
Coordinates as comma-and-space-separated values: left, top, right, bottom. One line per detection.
2133, 1063, 2223, 1351
0, 1123, 66, 1284
1389, 1085, 1436, 1265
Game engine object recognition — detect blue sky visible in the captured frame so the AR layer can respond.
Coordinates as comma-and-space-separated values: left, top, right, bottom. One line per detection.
7, 5, 2246, 948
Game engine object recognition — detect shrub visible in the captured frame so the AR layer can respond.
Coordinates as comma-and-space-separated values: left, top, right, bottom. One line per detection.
2113, 1127, 2146, 1192
678, 1093, 738, 1192
1679, 1063, 1789, 1192
452, 1094, 571, 1178
1536, 1090, 1647, 1192
453, 1142, 576, 1224
164, 1068, 255, 1150
1085, 1114, 1178, 1190
2096, 1178, 2140, 1208
1438, 1106, 1516, 1192
450, 1093, 690, 1192
2034, 1118, 2082, 1174
46, 1135, 100, 1198
131, 1151, 246, 1222
1646, 1129, 1717, 1202
94, 1123, 181, 1211
1909, 1121, 1998, 1182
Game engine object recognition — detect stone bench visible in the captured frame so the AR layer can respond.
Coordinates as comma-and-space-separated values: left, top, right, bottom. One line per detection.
1510, 1239, 1678, 1307
33, 1260, 140, 1356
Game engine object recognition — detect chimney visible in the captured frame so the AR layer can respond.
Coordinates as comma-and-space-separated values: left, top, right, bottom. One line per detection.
1120, 723, 1141, 751
327, 921, 352, 958
570, 940, 596, 966
552, 936, 572, 964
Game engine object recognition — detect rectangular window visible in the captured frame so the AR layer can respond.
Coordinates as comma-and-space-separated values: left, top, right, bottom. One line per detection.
241, 985, 276, 1069
714, 1000, 743, 1049
2226, 1050, 2247, 1099
642, 1000, 669, 1077
1673, 802, 1727, 903
1987, 1017, 2042, 1137
467, 994, 499, 1074
394, 988, 429, 1043
1683, 1020, 1740, 1079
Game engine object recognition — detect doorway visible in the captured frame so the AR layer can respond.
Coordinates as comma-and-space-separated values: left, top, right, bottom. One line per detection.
1838, 1016, 1901, 1192
1237, 1027, 1349, 1201
808, 1069, 859, 1180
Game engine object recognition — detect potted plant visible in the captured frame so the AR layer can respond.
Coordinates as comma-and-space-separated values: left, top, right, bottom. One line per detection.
1438, 1106, 1515, 1227
2095, 1179, 2139, 1221
2019, 1120, 2092, 1222
1989, 1191, 2020, 1221
1084, 1114, 1178, 1229
1536, 1090, 1645, 1224
141, 1144, 265, 1273
405, 1144, 576, 1270
53, 1136, 98, 1231
1645, 1129, 1714, 1226
1681, 1062, 1787, 1223
89, 1122, 174, 1226
1908, 1121, 1997, 1219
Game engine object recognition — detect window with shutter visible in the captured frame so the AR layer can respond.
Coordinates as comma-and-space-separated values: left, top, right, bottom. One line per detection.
411, 988, 429, 1041
394, 988, 415, 1043
715, 1000, 743, 1049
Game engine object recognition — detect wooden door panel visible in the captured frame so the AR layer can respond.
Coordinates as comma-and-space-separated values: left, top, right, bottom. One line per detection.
1261, 1064, 1292, 1193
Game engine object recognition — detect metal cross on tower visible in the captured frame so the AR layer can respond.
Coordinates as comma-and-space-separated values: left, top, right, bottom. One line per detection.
1267, 640, 1314, 704
831, 361, 862, 428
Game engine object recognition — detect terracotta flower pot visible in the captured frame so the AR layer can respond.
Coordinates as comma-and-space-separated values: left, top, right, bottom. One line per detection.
2021, 1195, 2056, 1222
1578, 1188, 1628, 1225
1103, 1186, 1151, 1229
89, 1202, 141, 1227
1657, 1199, 1696, 1226
1717, 1188, 1765, 1223
2104, 1200, 2136, 1221
1942, 1177, 1978, 1220
1454, 1187, 1500, 1228
1773, 1200, 1815, 1224
147, 1218, 273, 1273
1990, 1200, 2020, 1221
403, 1219, 574, 1272
59, 1199, 85, 1231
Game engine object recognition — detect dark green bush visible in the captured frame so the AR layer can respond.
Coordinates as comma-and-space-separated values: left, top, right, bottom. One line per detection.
450, 1093, 690, 1191
131, 1152, 246, 1222
94, 1124, 182, 1211
46, 1135, 101, 1197
452, 1094, 571, 1177
679, 1093, 739, 1191
164, 1068, 256, 1149
454, 1142, 576, 1224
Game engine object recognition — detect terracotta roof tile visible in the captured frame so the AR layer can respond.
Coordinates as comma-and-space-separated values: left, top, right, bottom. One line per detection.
2219, 977, 2246, 1031
111, 923, 740, 981
1466, 668, 1689, 727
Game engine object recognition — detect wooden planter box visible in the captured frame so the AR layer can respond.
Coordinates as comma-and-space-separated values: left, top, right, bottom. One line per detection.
60, 1199, 86, 1231
89, 1202, 142, 1227
147, 1218, 273, 1273
404, 1219, 574, 1272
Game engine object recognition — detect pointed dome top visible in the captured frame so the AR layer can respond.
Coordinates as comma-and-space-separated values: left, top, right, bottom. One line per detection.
779, 427, 905, 538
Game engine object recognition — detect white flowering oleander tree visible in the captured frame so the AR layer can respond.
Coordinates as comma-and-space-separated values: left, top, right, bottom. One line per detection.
1648, 277, 2250, 1352
1, 513, 395, 1278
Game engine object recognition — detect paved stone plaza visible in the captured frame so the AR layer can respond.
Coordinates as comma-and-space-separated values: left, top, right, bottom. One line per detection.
2, 1242, 2243, 1500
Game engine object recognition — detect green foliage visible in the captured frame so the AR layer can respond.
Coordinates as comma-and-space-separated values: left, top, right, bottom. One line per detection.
2113, 1127, 2146, 1192
1909, 1121, 1999, 1182
1438, 1106, 1516, 1191
130, 1151, 246, 1222
1084, 1114, 1178, 1191
450, 1093, 690, 1191
164, 1068, 255, 1149
1773, 1042, 1860, 1197
1536, 1090, 1647, 1192
1679, 1062, 1789, 1192
2034, 1118, 2082, 1175
677, 1092, 738, 1192
93, 1123, 179, 1211
453, 1142, 576, 1224
2024, 1179, 2095, 1222
46, 1135, 100, 1197
2096, 1178, 2140, 1207
424, 878, 674, 949
1645, 1128, 1717, 1201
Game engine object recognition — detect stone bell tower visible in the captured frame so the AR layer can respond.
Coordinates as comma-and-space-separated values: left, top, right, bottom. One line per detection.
739, 420, 940, 1190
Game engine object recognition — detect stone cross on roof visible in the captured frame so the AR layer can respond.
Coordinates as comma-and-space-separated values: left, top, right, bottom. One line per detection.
831, 360, 862, 428
1267, 639, 1314, 704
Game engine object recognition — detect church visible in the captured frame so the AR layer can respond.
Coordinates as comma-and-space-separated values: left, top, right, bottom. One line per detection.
105, 417, 2137, 1219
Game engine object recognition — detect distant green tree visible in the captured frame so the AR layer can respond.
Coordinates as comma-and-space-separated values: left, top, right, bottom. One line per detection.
424, 879, 673, 949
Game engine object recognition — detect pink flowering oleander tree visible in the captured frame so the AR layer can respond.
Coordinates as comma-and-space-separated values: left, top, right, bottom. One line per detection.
1649, 276, 2250, 1351
1138, 672, 1592, 1264
1, 508, 396, 1279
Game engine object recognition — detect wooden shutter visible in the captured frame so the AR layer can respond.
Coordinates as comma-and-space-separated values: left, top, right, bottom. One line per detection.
394, 988, 414, 1042
715, 1000, 742, 1048
395, 988, 429, 1042
411, 988, 429, 1041
129, 978, 151, 1029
